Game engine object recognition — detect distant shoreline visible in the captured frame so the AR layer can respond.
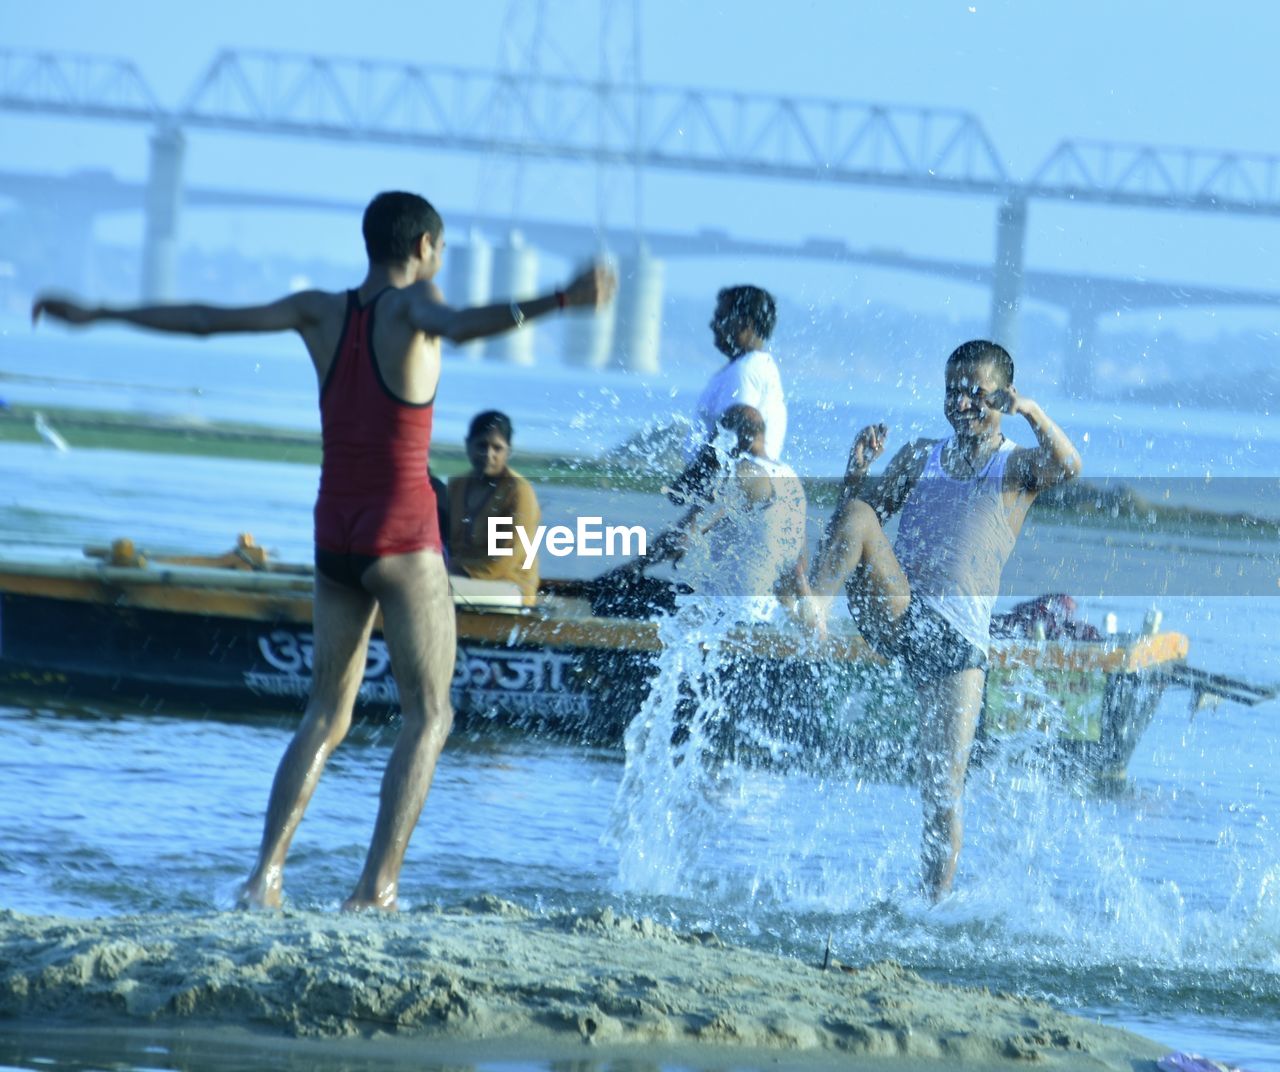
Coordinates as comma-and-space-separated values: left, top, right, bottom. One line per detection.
3, 404, 1276, 541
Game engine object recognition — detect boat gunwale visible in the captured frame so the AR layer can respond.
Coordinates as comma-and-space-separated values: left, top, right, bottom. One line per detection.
0, 559, 1190, 674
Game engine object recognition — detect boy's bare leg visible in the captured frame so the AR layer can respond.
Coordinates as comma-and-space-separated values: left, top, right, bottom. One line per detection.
343, 549, 455, 911
916, 667, 986, 902
809, 498, 911, 632
238, 571, 378, 909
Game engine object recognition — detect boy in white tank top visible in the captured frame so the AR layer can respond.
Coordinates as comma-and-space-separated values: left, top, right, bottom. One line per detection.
805, 340, 1082, 902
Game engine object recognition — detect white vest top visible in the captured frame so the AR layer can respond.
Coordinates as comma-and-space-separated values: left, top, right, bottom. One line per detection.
893, 438, 1017, 650
686, 350, 788, 462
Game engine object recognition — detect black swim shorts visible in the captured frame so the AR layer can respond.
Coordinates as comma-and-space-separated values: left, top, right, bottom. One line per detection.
315, 546, 380, 590
871, 598, 989, 685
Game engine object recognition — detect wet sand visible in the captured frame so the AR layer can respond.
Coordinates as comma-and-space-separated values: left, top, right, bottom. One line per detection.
0, 896, 1168, 1069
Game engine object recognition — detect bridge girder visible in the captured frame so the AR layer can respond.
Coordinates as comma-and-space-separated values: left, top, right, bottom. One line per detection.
7, 46, 1280, 218
1029, 139, 1280, 216
176, 50, 1009, 193
0, 50, 159, 120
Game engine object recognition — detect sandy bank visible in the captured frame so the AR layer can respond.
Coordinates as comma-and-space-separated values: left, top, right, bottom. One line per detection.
0, 896, 1166, 1068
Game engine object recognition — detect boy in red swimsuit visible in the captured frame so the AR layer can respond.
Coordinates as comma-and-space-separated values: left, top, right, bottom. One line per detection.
33, 192, 615, 910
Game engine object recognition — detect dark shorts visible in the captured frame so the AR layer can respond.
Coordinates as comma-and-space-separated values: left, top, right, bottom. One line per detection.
870, 598, 989, 685
315, 547, 380, 590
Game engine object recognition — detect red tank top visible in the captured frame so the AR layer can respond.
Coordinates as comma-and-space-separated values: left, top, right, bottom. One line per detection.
313, 289, 442, 556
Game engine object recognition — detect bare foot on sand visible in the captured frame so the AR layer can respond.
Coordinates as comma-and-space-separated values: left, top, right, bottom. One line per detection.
340, 899, 398, 913
235, 868, 283, 911
341, 883, 399, 913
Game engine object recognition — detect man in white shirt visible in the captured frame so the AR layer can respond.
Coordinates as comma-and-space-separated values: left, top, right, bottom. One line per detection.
688, 285, 787, 463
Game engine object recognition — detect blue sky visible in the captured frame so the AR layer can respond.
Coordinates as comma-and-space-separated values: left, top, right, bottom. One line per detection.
4, 0, 1278, 338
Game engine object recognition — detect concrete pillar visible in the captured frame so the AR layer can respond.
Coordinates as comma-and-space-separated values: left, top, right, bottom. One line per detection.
610, 244, 664, 374
1065, 303, 1097, 399
989, 192, 1027, 354
485, 230, 538, 366
562, 251, 616, 369
141, 123, 185, 302
446, 230, 492, 361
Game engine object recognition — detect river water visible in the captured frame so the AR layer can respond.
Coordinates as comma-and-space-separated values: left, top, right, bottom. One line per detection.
0, 335, 1278, 1070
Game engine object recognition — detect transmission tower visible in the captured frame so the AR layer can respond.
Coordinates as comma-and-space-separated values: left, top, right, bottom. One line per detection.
462, 0, 657, 370
472, 0, 642, 234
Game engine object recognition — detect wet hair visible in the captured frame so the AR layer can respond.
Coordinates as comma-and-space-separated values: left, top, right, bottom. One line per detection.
717, 285, 777, 341
466, 409, 513, 445
362, 191, 443, 265
719, 404, 765, 454
946, 339, 1014, 388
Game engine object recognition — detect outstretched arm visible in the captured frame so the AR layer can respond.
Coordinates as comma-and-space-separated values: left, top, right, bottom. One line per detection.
998, 388, 1083, 492
407, 263, 615, 345
32, 292, 325, 337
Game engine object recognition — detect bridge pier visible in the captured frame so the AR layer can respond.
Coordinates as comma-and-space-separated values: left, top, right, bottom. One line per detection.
445, 230, 492, 361
609, 244, 664, 374
563, 251, 616, 369
989, 193, 1027, 355
1064, 303, 1097, 398
140, 124, 185, 302
485, 231, 538, 366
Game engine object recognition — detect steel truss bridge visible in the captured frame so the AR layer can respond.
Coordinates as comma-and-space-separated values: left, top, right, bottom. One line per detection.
4, 48, 1278, 391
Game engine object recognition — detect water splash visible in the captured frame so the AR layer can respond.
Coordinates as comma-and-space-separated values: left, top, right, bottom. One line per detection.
606, 625, 1280, 1014
608, 597, 848, 897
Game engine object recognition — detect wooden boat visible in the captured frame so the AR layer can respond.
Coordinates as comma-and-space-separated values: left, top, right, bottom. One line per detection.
0, 536, 1271, 782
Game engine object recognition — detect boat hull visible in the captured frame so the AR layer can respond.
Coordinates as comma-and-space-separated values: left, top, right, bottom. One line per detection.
0, 590, 635, 739
0, 569, 1184, 782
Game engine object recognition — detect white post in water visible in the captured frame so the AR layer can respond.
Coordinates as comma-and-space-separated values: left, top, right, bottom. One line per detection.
446, 230, 493, 361
486, 230, 538, 366
989, 192, 1027, 354
563, 250, 616, 369
610, 243, 664, 374
141, 123, 185, 302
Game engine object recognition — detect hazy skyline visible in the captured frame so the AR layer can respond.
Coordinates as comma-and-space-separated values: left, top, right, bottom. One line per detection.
4, 0, 1278, 344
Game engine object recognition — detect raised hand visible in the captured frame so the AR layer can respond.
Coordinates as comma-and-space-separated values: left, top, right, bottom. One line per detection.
562, 263, 617, 309
987, 386, 1028, 416
847, 422, 889, 477
32, 296, 97, 327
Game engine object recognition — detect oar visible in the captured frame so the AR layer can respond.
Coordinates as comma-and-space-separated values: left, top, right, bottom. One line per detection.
1165, 663, 1277, 707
